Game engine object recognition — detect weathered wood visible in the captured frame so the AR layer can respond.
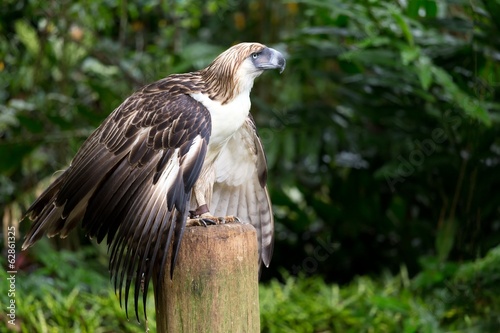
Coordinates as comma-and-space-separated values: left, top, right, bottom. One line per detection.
154, 223, 260, 333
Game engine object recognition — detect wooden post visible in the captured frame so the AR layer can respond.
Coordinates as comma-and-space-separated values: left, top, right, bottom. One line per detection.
154, 223, 260, 333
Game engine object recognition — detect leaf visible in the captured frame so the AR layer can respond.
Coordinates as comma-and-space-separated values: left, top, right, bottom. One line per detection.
406, 0, 422, 18
436, 219, 456, 262
407, 0, 437, 19
416, 56, 432, 90
432, 66, 491, 125
401, 45, 420, 65
0, 142, 36, 174
391, 7, 414, 46
371, 295, 409, 312
0, 106, 19, 131
358, 36, 392, 48
14, 20, 40, 56
424, 0, 438, 18
340, 49, 399, 67
81, 57, 119, 76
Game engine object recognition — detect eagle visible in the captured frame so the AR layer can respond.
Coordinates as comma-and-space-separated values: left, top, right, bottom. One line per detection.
21, 42, 285, 319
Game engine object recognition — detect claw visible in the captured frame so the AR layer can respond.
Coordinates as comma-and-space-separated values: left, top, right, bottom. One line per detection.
186, 215, 242, 227
224, 215, 242, 224
200, 218, 218, 226
186, 217, 217, 227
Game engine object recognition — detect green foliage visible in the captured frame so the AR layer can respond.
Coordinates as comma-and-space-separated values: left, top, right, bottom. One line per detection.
2, 0, 500, 324
261, 245, 500, 332
260, 0, 500, 281
0, 241, 155, 332
3, 243, 500, 331
261, 273, 425, 333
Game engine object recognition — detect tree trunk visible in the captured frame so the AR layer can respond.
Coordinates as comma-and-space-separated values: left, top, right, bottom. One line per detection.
154, 223, 260, 333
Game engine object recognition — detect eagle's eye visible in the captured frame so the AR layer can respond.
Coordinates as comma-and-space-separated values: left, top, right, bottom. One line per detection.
251, 52, 261, 59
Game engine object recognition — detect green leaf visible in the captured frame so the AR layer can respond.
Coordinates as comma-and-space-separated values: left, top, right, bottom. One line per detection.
82, 57, 120, 76
424, 0, 438, 18
0, 106, 19, 131
432, 66, 491, 125
358, 36, 392, 48
14, 20, 40, 55
391, 8, 414, 46
0, 142, 36, 174
407, 0, 422, 18
416, 56, 432, 90
436, 219, 456, 262
401, 45, 420, 65
340, 49, 399, 67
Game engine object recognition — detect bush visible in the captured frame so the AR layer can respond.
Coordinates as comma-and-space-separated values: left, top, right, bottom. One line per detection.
3, 242, 500, 332
0, 240, 156, 333
261, 245, 500, 332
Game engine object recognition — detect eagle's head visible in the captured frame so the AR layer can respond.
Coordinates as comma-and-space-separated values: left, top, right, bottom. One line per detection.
230, 42, 286, 76
202, 42, 286, 104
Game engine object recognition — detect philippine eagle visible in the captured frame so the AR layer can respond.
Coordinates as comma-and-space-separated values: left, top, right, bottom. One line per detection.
21, 42, 285, 319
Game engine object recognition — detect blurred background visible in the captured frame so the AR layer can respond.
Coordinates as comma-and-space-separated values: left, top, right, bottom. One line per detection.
1, 0, 500, 331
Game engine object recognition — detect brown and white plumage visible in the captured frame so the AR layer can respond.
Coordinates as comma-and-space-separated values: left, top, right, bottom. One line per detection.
21, 42, 285, 319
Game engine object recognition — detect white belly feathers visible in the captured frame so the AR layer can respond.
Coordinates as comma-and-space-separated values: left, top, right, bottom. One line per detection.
190, 91, 251, 152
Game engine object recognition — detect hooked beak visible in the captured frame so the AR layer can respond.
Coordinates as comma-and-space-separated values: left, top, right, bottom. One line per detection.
254, 47, 286, 74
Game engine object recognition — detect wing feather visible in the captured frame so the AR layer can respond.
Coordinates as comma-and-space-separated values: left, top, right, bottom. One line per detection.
22, 76, 211, 320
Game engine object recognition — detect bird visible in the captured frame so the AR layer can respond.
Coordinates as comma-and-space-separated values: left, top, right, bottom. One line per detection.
21, 42, 285, 320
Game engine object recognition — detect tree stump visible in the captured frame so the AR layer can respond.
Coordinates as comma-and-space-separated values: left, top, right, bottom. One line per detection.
153, 223, 260, 333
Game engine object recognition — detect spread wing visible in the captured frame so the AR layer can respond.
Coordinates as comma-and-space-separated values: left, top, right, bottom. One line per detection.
210, 115, 274, 267
22, 76, 211, 319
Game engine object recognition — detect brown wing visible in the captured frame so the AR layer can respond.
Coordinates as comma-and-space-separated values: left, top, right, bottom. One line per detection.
22, 75, 211, 320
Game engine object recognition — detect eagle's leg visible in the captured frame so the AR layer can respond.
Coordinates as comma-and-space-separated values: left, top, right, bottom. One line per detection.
186, 208, 241, 227
186, 179, 241, 227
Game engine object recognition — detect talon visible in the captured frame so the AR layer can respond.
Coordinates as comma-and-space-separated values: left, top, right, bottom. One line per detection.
186, 218, 203, 227
224, 215, 242, 223
186, 216, 219, 227
186, 215, 243, 227
201, 218, 218, 226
